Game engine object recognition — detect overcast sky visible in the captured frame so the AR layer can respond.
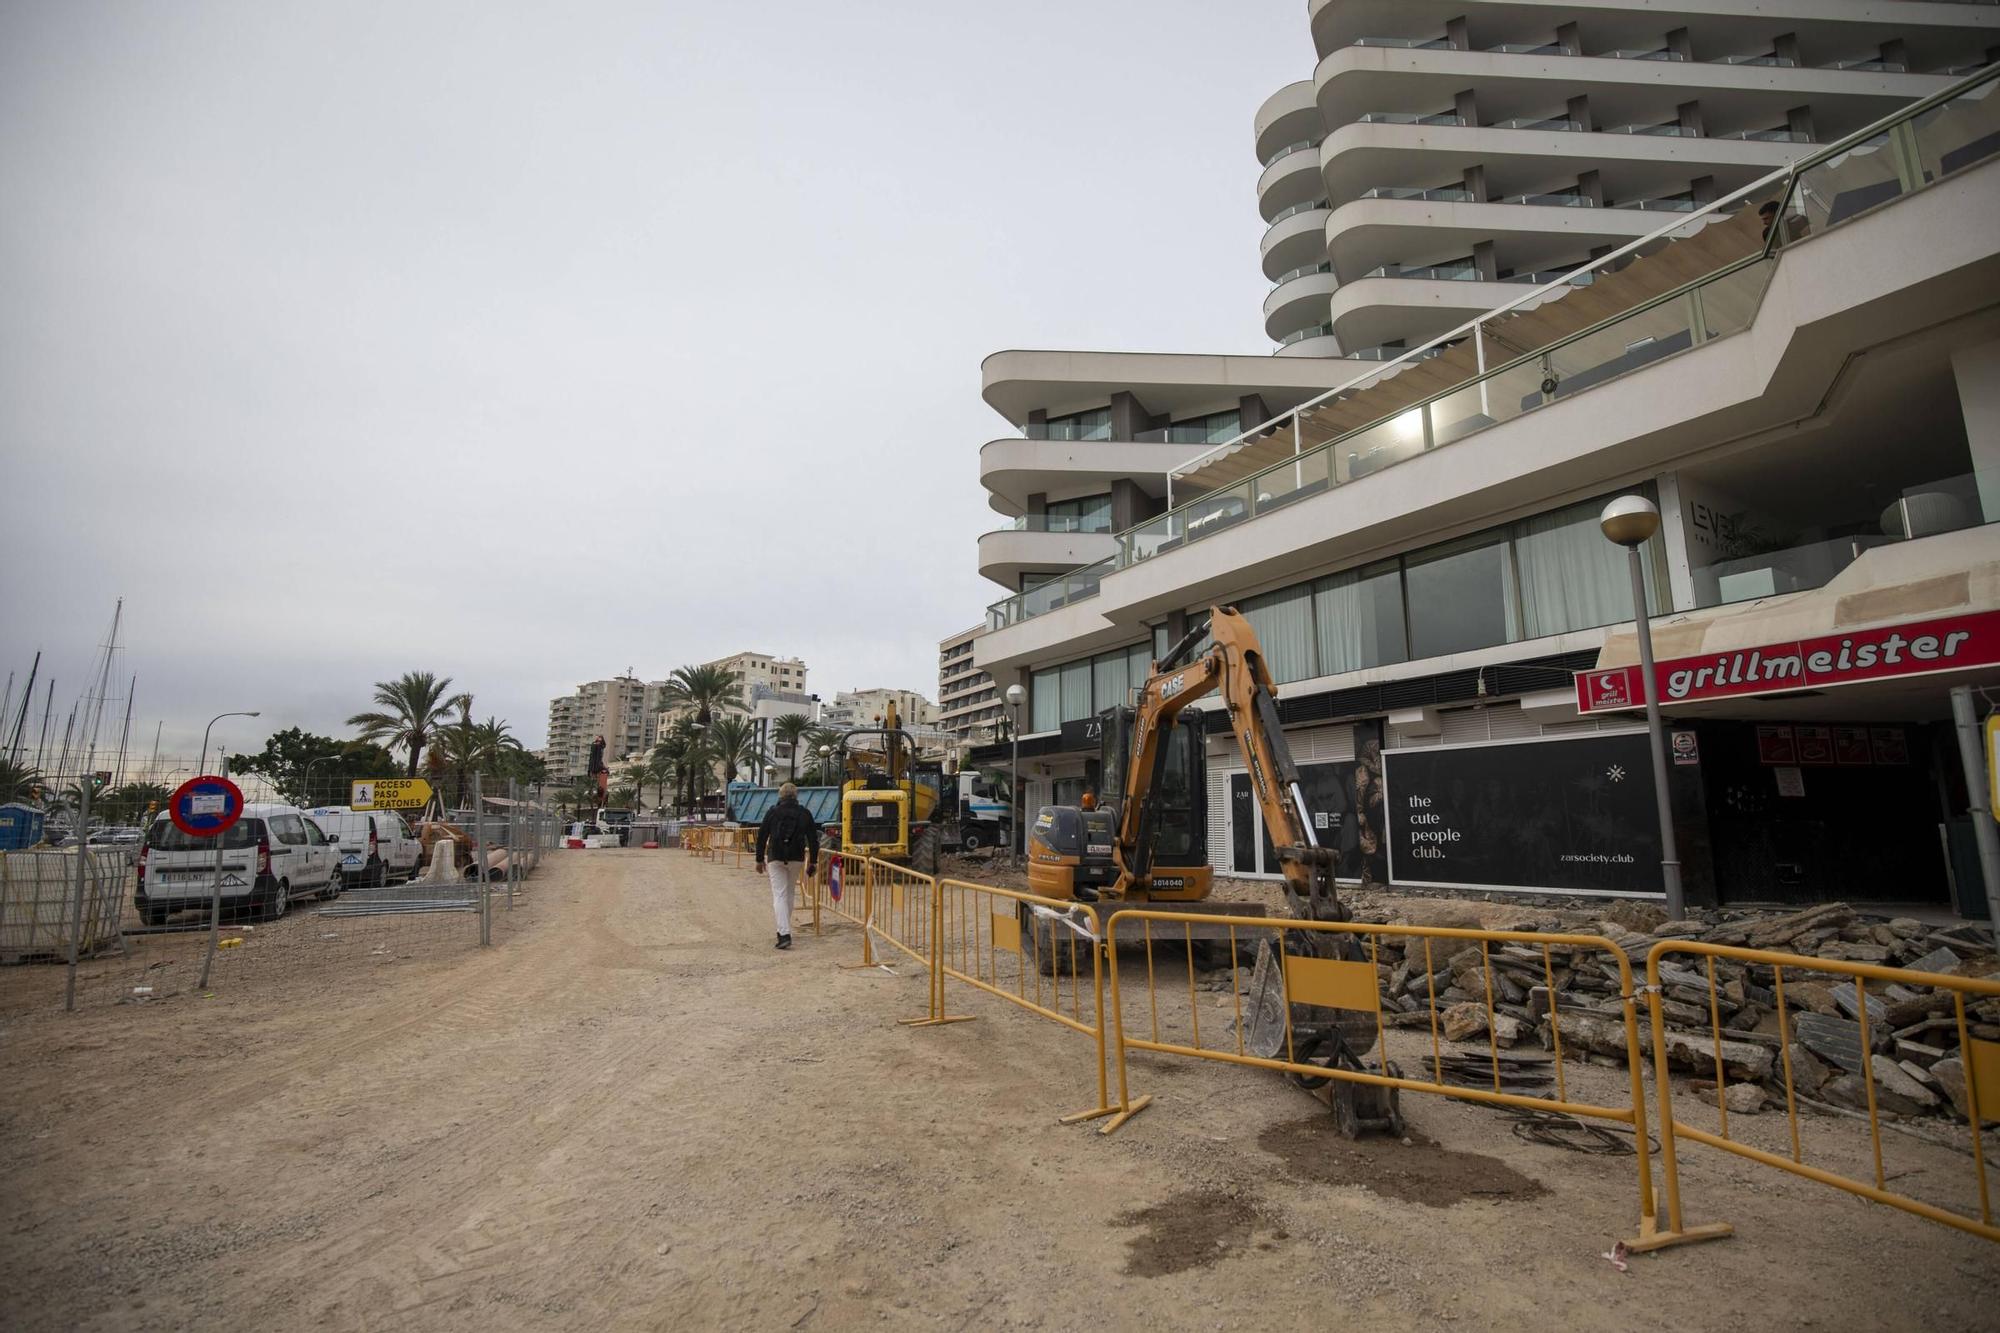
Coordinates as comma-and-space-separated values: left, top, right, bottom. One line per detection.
1, 0, 1304, 761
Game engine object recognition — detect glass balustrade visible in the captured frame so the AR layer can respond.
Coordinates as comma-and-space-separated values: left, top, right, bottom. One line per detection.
1612, 197, 1699, 212
1487, 42, 1566, 55
980, 65, 2000, 634
1494, 190, 1594, 206
1355, 111, 1466, 126
1261, 138, 1323, 168
1361, 263, 1482, 281
1353, 36, 1454, 49
1270, 262, 1335, 286
1358, 185, 1477, 202
1603, 123, 1695, 137
1276, 322, 1336, 347
1600, 48, 1684, 61
1489, 116, 1582, 132
1717, 128, 1812, 143
1269, 198, 1330, 223
1001, 514, 1116, 535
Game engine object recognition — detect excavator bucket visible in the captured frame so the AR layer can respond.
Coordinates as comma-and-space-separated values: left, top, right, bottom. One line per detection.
1242, 936, 1402, 1139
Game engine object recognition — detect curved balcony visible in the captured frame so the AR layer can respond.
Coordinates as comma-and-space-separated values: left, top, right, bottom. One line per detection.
1324, 194, 1670, 287
1318, 117, 1807, 210
979, 436, 1194, 515
1256, 144, 1328, 221
1262, 268, 1341, 342
1274, 324, 1343, 358
977, 524, 1121, 587
1254, 79, 1320, 166
1326, 274, 1540, 351
1260, 204, 1334, 279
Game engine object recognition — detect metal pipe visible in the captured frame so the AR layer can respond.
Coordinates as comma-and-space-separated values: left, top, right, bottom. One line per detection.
1628, 545, 1686, 920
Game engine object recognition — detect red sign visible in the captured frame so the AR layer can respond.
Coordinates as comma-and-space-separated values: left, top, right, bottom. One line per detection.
1756, 725, 1797, 765
1576, 610, 2000, 714
168, 774, 245, 838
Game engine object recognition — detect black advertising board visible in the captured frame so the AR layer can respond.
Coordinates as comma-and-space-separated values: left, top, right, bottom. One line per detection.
1383, 733, 1665, 896
1059, 714, 1105, 752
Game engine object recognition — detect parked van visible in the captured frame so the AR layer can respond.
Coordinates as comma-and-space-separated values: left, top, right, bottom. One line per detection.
134, 804, 341, 926
307, 806, 422, 886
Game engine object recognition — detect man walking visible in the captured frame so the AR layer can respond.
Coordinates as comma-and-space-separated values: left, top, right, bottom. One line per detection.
755, 782, 819, 950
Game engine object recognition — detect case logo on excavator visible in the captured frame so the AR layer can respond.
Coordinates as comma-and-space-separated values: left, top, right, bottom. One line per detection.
1158, 672, 1189, 700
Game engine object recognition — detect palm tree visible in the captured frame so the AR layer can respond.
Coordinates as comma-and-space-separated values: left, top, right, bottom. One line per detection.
1, 756, 42, 805
708, 715, 755, 796
772, 713, 813, 781
660, 663, 744, 729
347, 672, 471, 777
806, 727, 845, 785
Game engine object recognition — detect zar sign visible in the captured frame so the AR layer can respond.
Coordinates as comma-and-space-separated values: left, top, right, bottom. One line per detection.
351, 778, 433, 810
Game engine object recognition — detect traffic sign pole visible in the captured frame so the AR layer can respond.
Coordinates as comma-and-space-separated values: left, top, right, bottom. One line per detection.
62, 775, 93, 1013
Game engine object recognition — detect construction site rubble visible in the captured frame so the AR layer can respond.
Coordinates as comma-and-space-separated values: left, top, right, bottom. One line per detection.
1338, 892, 1998, 1124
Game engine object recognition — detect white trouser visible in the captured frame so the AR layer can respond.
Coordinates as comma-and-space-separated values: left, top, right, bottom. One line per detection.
767, 860, 802, 935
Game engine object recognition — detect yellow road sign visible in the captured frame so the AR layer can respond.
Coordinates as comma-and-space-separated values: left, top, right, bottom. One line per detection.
1987, 714, 2000, 823
351, 778, 433, 810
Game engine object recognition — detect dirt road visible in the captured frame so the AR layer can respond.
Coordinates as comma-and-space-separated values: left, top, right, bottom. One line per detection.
3, 852, 1994, 1329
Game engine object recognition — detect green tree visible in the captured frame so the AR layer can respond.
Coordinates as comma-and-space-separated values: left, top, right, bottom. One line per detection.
229, 728, 400, 806
95, 780, 173, 827
771, 713, 813, 781
660, 663, 744, 729
0, 757, 42, 805
708, 715, 755, 793
346, 671, 472, 777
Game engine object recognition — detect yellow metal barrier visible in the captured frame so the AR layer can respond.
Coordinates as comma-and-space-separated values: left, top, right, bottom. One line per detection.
1101, 909, 1665, 1234
1637, 940, 2000, 1251
936, 878, 1136, 1124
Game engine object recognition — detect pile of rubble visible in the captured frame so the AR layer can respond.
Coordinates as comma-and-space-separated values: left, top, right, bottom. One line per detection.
1343, 895, 1997, 1125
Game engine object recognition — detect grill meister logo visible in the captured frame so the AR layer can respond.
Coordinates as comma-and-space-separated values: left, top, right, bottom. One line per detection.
1576, 610, 2000, 713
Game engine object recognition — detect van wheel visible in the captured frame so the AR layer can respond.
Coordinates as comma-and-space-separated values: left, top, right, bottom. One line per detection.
264, 879, 291, 921
961, 826, 987, 854
368, 859, 386, 888
140, 904, 168, 928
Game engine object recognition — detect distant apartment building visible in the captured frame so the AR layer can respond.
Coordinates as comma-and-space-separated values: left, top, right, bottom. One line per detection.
822, 688, 939, 731
710, 651, 809, 703
545, 675, 668, 782
939, 625, 1005, 740
964, 12, 2000, 916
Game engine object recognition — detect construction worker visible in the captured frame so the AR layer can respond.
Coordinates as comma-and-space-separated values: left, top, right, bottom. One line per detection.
754, 782, 819, 951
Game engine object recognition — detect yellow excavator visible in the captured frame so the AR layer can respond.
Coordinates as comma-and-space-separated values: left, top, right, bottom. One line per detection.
1027, 605, 1401, 1135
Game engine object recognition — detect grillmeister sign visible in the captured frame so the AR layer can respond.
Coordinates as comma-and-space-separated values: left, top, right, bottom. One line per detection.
1576, 609, 2000, 714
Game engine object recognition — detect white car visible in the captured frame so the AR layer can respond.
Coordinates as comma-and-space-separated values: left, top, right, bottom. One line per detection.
134, 804, 342, 926
307, 806, 423, 887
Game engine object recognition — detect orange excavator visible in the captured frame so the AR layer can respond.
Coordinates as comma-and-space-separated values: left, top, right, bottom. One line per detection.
1028, 605, 1400, 1134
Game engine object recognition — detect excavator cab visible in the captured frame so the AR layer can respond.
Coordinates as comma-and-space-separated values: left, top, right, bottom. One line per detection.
1027, 708, 1209, 901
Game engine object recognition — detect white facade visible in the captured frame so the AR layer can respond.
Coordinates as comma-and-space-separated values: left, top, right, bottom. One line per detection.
965, 49, 2000, 912
938, 624, 1005, 741
545, 676, 667, 781
823, 688, 939, 731
1260, 0, 1998, 354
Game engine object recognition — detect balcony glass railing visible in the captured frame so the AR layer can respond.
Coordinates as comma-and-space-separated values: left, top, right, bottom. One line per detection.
1269, 198, 1331, 223
1489, 115, 1582, 132
1353, 36, 1454, 49
1500, 267, 1595, 287
1275, 322, 1337, 348
1355, 111, 1466, 126
1487, 41, 1566, 55
1693, 471, 1997, 607
1002, 514, 1116, 535
1361, 262, 1482, 281
1717, 128, 1813, 143
1271, 261, 1336, 286
1261, 138, 1324, 167
1824, 58, 1907, 72
1603, 122, 1696, 137
984, 64, 2000, 633
1493, 190, 1595, 207
1358, 185, 1477, 202
1600, 47, 1685, 62
1612, 196, 1699, 212
1716, 53, 1796, 67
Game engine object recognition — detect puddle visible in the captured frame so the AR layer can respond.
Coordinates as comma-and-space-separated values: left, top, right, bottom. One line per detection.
1110, 1189, 1277, 1276
1256, 1117, 1548, 1208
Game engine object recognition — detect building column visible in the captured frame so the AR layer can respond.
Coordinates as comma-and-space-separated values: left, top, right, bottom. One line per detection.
1950, 339, 2000, 521
1238, 393, 1270, 432
1110, 391, 1151, 440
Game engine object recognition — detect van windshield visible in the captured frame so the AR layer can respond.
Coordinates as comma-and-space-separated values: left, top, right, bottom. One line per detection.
146, 818, 264, 851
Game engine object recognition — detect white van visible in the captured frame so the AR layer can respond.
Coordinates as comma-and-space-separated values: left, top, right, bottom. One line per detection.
135, 804, 342, 926
307, 806, 422, 886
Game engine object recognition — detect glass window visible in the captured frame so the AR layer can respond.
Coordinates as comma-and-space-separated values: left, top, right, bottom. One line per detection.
1313, 560, 1408, 675
1404, 533, 1520, 658
1045, 494, 1113, 534
1060, 660, 1092, 722
1152, 624, 1170, 661
271, 813, 308, 846
1513, 494, 1661, 638
1239, 584, 1317, 683
146, 816, 265, 851
1031, 668, 1061, 732
1165, 409, 1242, 444
1093, 651, 1130, 713
1040, 408, 1113, 441
1128, 643, 1153, 690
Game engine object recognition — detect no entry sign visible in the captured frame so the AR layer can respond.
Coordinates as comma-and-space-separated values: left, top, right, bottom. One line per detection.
169, 774, 245, 838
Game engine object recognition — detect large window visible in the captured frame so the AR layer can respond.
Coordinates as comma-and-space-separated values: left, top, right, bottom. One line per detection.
1044, 494, 1113, 533
1028, 642, 1157, 731
1514, 495, 1660, 638
1165, 409, 1241, 445
1313, 559, 1407, 675
1240, 584, 1316, 683
1405, 532, 1519, 659
1035, 408, 1113, 441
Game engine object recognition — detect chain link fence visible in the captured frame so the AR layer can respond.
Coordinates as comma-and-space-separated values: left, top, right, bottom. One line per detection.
0, 755, 558, 1017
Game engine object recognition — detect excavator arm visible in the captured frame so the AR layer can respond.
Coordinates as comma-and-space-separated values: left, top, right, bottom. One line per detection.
1113, 607, 1342, 920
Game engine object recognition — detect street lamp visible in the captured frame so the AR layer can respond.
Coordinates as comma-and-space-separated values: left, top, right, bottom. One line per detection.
1600, 496, 1683, 920
200, 711, 261, 777
818, 743, 832, 787
1004, 683, 1026, 863
303, 753, 337, 805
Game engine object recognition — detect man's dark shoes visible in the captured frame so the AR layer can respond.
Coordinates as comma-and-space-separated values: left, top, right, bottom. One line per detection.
776, 933, 792, 950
